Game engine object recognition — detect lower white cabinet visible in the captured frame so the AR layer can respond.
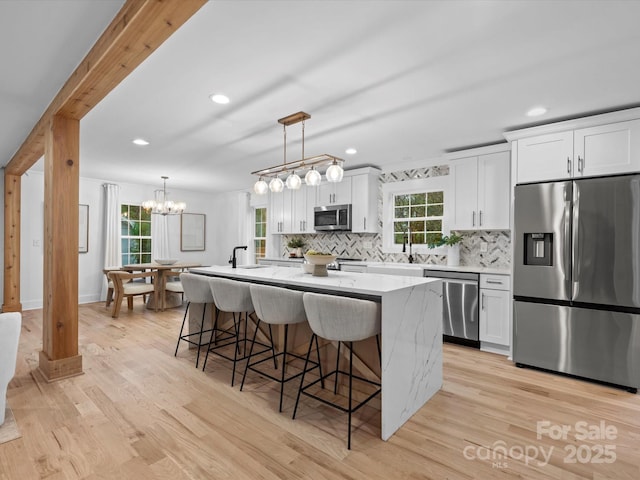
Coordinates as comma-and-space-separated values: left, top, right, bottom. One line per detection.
479, 274, 511, 353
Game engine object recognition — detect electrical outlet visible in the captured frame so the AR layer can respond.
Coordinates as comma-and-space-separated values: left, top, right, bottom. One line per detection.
480, 242, 488, 253
33, 239, 41, 247
363, 241, 373, 249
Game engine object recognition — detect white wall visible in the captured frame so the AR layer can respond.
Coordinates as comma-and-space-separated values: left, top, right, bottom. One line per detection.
12, 170, 247, 310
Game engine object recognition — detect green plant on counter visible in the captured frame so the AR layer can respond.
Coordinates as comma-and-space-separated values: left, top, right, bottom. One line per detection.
427, 233, 463, 249
287, 237, 306, 249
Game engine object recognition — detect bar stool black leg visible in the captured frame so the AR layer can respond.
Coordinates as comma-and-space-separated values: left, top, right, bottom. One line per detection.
348, 341, 354, 450
314, 334, 324, 389
292, 334, 316, 420
334, 341, 341, 394
268, 324, 278, 369
202, 308, 220, 372
195, 303, 207, 369
174, 302, 190, 356
240, 317, 262, 391
231, 312, 240, 387
278, 325, 289, 412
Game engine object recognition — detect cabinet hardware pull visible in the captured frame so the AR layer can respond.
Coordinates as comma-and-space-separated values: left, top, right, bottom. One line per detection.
579, 155, 584, 172
364, 217, 367, 230
481, 292, 485, 310
472, 211, 475, 227
486, 280, 502, 285
567, 156, 571, 174
479, 210, 483, 226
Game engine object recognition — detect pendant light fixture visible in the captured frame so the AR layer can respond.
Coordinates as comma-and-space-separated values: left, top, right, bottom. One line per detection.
142, 176, 186, 215
252, 111, 345, 194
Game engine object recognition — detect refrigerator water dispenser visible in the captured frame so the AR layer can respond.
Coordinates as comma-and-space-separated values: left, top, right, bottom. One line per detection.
524, 233, 553, 266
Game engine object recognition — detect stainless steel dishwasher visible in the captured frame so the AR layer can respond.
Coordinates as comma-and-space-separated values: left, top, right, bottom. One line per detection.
424, 270, 479, 348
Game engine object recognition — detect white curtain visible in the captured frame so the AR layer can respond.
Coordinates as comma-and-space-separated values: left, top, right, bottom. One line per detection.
102, 183, 122, 300
152, 214, 170, 260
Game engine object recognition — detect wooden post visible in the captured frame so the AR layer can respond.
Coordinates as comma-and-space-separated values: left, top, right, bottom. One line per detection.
2, 173, 22, 312
39, 114, 82, 381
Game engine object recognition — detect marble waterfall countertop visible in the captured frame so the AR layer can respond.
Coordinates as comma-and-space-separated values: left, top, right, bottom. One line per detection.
190, 264, 443, 440
190, 265, 438, 297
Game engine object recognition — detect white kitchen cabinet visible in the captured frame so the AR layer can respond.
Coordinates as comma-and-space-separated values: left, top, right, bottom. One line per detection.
290, 185, 315, 234
450, 150, 510, 231
316, 177, 352, 206
515, 119, 640, 183
575, 120, 640, 178
351, 171, 380, 233
269, 189, 292, 234
516, 131, 573, 183
479, 274, 510, 352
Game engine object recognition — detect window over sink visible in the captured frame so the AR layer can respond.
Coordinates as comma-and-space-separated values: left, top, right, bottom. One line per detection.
382, 176, 449, 254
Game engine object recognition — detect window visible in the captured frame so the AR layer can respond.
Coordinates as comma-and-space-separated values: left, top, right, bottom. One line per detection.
381, 176, 449, 253
393, 191, 444, 246
254, 207, 267, 263
121, 204, 152, 265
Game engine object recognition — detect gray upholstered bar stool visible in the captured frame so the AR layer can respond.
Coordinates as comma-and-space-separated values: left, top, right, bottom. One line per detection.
294, 292, 382, 450
240, 284, 323, 412
203, 277, 275, 386
174, 273, 215, 368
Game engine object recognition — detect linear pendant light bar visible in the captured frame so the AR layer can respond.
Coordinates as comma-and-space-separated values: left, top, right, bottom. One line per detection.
251, 111, 345, 186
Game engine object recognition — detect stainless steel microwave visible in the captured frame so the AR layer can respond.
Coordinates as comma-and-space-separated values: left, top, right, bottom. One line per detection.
314, 204, 352, 231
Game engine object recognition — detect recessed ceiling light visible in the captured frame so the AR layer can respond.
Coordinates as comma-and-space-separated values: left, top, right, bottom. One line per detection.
345, 148, 357, 155
526, 106, 547, 117
132, 138, 149, 146
210, 93, 230, 104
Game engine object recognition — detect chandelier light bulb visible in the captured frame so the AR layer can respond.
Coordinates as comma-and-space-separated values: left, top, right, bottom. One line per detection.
269, 177, 284, 193
326, 161, 344, 183
304, 168, 321, 186
285, 172, 302, 190
254, 178, 268, 195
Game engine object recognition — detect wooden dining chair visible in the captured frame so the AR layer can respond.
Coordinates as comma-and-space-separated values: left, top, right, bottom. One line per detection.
108, 271, 157, 318
102, 267, 122, 308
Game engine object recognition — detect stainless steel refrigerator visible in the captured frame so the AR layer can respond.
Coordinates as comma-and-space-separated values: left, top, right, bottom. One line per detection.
513, 175, 640, 392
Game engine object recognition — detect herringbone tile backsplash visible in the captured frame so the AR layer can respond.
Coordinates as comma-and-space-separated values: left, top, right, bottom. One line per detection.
281, 165, 511, 268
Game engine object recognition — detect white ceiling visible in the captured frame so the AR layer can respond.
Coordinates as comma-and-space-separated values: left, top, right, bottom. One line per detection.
3, 0, 640, 194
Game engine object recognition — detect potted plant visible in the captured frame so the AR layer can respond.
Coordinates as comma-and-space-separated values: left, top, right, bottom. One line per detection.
287, 237, 306, 258
427, 233, 463, 266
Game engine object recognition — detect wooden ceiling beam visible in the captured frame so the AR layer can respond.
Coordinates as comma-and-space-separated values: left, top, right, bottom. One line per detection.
4, 0, 207, 176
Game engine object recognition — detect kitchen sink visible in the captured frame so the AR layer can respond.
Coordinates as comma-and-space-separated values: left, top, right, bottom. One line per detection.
237, 264, 268, 269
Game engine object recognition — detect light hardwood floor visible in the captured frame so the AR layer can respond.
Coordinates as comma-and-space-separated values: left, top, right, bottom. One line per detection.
1, 301, 639, 479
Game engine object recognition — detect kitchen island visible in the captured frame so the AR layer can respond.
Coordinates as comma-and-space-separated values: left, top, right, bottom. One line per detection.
190, 265, 443, 440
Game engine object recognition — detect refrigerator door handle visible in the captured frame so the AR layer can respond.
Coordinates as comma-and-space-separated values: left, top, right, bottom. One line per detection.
571, 184, 580, 298
563, 191, 572, 295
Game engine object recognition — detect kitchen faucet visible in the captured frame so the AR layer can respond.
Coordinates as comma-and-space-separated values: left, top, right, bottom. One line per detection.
229, 245, 248, 268
402, 231, 414, 263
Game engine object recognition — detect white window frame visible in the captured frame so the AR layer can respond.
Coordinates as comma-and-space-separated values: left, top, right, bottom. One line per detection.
382, 176, 450, 254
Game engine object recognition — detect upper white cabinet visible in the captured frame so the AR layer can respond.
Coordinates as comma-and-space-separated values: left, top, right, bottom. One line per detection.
269, 188, 292, 234
290, 186, 315, 234
316, 178, 352, 206
507, 110, 640, 184
516, 131, 573, 183
350, 170, 380, 233
449, 147, 510, 231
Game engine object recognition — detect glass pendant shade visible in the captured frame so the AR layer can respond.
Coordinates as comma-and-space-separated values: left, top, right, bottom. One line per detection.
269, 177, 284, 193
285, 172, 302, 190
326, 162, 344, 183
304, 168, 321, 186
254, 178, 268, 195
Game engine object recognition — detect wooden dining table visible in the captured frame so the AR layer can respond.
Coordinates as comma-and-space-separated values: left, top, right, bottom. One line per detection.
122, 262, 201, 310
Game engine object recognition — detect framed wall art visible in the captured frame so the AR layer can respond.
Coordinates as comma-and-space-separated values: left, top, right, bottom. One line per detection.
79, 204, 89, 253
181, 213, 205, 251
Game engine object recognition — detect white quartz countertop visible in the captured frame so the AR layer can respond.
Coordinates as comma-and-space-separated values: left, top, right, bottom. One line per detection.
189, 265, 438, 297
